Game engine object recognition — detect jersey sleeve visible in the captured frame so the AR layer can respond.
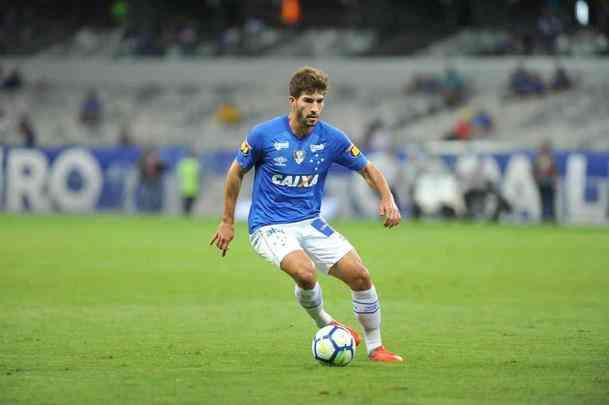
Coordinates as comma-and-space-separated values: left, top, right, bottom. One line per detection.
235, 128, 263, 171
332, 130, 368, 171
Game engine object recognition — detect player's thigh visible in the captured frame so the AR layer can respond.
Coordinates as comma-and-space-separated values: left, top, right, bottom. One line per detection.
299, 218, 354, 275
280, 250, 317, 288
249, 225, 302, 268
328, 249, 372, 291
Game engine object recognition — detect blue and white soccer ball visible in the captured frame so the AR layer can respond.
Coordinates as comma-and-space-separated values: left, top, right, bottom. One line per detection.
311, 324, 356, 367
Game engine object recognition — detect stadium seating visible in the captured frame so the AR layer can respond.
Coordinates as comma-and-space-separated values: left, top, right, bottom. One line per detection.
1, 58, 608, 150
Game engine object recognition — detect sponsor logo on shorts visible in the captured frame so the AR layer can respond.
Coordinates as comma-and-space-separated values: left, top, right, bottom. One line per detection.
271, 174, 319, 187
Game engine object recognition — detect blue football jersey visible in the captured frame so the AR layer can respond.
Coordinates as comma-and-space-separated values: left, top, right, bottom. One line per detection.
235, 115, 368, 233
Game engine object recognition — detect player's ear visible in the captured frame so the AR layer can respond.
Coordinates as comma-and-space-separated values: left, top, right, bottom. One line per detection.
288, 96, 296, 111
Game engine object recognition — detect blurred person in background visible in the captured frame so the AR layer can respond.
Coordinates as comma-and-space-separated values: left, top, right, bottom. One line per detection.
0, 107, 10, 144
412, 152, 464, 219
177, 149, 200, 216
508, 62, 545, 98
17, 113, 36, 148
550, 63, 573, 91
111, 0, 128, 27
533, 141, 558, 222
2, 66, 24, 94
456, 153, 489, 219
456, 152, 511, 222
79, 88, 104, 130
117, 125, 133, 146
442, 66, 467, 108
137, 148, 166, 213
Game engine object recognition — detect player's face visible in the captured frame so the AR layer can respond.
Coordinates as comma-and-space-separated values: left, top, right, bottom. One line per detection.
290, 92, 325, 129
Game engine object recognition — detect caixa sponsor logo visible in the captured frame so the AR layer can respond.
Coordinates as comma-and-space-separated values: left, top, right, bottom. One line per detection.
271, 173, 319, 187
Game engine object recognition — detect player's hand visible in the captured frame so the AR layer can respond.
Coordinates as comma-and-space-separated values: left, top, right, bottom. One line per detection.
210, 221, 235, 257
379, 197, 401, 229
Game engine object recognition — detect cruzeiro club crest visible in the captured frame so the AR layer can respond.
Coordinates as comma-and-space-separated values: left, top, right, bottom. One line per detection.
293, 149, 306, 164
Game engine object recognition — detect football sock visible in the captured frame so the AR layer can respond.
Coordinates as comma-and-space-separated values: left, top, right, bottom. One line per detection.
352, 285, 382, 354
295, 282, 334, 328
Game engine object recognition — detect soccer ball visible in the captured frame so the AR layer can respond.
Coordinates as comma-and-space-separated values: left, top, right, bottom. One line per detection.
311, 324, 356, 367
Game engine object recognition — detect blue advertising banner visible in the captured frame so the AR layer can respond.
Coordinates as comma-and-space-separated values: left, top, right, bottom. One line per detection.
0, 146, 607, 224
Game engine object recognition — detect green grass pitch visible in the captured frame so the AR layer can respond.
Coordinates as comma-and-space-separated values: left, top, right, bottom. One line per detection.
1, 214, 608, 404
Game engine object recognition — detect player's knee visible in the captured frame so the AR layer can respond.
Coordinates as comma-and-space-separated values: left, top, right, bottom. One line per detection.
350, 266, 372, 291
294, 268, 317, 289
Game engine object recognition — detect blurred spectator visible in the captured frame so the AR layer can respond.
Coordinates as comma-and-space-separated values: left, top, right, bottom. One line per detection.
402, 149, 464, 219
456, 153, 510, 221
177, 150, 200, 216
442, 66, 467, 107
137, 148, 166, 213
444, 108, 493, 141
0, 107, 9, 143
396, 147, 430, 219
215, 102, 241, 125
485, 181, 512, 222
456, 153, 488, 219
111, 0, 129, 27
532, 141, 558, 222
405, 73, 443, 95
79, 88, 103, 129
550, 64, 573, 91
281, 0, 302, 26
17, 114, 36, 148
445, 110, 473, 141
470, 109, 494, 137
117, 125, 133, 146
406, 67, 469, 110
508, 63, 545, 97
3, 66, 24, 92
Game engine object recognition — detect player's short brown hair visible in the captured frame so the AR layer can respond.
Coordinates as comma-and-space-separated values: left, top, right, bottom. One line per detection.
289, 67, 328, 98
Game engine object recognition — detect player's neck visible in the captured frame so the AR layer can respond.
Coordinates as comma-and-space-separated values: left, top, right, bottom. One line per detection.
288, 113, 313, 139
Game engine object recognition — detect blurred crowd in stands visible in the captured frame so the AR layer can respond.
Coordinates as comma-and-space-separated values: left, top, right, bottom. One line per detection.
2, 1, 609, 58
507, 62, 575, 98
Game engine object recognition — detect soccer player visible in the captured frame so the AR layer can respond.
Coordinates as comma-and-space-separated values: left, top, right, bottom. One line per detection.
210, 67, 404, 362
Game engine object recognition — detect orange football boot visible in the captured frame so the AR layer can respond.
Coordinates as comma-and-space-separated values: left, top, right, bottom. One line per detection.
368, 345, 405, 363
329, 320, 362, 347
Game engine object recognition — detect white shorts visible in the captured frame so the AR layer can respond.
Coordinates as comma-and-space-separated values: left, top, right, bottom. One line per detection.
249, 217, 354, 274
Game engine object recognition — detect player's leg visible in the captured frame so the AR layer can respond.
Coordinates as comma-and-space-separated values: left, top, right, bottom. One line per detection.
297, 217, 403, 362
328, 250, 380, 350
249, 225, 333, 328
296, 219, 364, 347
280, 250, 334, 328
330, 251, 404, 362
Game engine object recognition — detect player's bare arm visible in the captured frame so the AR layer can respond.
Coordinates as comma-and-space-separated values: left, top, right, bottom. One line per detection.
359, 162, 401, 228
210, 161, 248, 256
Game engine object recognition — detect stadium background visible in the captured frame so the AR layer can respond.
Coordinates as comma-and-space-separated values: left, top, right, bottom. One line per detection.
2, 2, 609, 405
1, 0, 608, 223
